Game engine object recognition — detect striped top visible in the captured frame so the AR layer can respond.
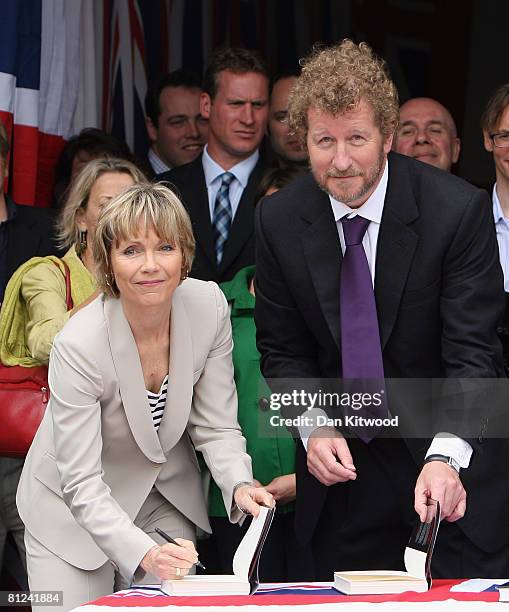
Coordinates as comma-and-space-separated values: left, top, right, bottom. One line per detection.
147, 374, 168, 431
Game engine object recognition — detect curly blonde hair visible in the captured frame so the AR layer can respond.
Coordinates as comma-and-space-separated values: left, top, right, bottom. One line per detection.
288, 40, 399, 146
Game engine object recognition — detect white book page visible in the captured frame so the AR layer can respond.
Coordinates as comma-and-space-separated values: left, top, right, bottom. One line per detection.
403, 547, 427, 579
233, 506, 270, 579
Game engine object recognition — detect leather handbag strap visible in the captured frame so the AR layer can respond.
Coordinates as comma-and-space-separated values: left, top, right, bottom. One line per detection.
50, 259, 73, 311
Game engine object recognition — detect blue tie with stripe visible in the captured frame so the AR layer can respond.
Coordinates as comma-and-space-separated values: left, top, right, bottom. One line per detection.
212, 172, 235, 266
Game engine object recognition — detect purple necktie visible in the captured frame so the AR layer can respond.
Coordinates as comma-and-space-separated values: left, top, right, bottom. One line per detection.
340, 215, 387, 441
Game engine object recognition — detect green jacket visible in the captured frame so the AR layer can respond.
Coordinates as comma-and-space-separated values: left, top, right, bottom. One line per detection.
208, 266, 296, 516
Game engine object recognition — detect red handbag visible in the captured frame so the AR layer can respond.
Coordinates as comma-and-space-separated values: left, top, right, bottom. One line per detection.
0, 260, 73, 457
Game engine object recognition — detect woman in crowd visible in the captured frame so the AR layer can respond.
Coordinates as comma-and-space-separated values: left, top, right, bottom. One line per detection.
208, 165, 313, 581
21, 157, 145, 363
17, 183, 272, 611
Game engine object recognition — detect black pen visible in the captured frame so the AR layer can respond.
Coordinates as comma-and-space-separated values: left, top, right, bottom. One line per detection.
154, 527, 206, 570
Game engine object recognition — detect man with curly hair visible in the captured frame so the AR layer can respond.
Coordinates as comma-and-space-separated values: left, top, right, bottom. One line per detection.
255, 40, 508, 578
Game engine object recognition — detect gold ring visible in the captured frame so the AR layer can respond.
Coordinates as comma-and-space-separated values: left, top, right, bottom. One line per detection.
175, 567, 181, 577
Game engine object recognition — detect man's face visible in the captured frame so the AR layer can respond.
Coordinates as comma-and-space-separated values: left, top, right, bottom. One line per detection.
393, 98, 460, 172
307, 99, 392, 209
269, 76, 307, 164
146, 86, 208, 168
484, 105, 509, 184
201, 70, 269, 168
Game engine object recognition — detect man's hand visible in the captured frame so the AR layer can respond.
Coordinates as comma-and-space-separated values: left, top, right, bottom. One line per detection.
234, 484, 274, 517
414, 461, 466, 522
264, 474, 296, 505
140, 539, 197, 580
307, 427, 356, 486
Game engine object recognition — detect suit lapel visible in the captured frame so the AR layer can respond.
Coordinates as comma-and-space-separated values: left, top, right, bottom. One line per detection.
219, 157, 265, 274
375, 154, 420, 349
104, 298, 166, 464
157, 288, 194, 453
301, 188, 343, 350
185, 158, 216, 270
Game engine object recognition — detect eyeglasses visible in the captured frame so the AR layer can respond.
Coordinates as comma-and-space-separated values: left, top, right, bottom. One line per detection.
490, 132, 509, 148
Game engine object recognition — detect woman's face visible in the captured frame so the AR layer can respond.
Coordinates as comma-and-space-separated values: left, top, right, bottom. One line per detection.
110, 225, 184, 310
77, 172, 134, 246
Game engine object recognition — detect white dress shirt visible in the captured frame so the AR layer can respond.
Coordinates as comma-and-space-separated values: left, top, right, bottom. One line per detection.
202, 145, 259, 221
492, 184, 509, 292
301, 159, 473, 469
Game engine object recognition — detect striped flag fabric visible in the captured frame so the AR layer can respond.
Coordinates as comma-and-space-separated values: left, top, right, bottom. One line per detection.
103, 0, 148, 155
0, 0, 81, 207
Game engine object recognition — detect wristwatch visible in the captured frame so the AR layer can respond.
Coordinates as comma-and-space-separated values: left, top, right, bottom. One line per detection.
424, 454, 461, 473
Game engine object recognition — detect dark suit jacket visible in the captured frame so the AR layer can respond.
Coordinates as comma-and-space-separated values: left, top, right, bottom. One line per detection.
6, 198, 61, 279
255, 152, 508, 552
157, 154, 266, 283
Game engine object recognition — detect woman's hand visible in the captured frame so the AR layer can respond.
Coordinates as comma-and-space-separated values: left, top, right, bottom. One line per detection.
234, 484, 274, 517
140, 539, 198, 580
264, 474, 296, 505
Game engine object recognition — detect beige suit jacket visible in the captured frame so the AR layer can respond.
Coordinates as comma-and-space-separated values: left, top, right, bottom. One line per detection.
17, 279, 252, 581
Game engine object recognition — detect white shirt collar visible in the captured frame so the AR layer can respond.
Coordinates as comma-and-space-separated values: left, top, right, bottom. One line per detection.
329, 159, 389, 224
493, 183, 507, 224
202, 145, 259, 188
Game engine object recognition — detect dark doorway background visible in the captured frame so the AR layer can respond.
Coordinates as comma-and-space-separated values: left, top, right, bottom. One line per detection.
137, 0, 508, 188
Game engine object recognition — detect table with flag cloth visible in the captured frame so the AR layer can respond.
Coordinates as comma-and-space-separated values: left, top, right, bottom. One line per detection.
72, 580, 507, 611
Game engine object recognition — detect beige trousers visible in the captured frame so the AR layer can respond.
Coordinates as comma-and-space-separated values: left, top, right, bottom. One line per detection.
25, 488, 196, 612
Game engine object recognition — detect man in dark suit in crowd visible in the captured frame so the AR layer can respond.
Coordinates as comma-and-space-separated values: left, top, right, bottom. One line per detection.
268, 71, 307, 168
255, 40, 508, 579
482, 84, 509, 375
144, 70, 208, 177
0, 120, 60, 587
158, 47, 269, 283
0, 123, 60, 302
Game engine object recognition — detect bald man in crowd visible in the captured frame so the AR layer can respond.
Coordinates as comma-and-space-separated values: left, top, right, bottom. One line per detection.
393, 97, 461, 172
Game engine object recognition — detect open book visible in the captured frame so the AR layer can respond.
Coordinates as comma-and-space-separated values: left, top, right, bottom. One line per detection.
334, 498, 440, 595
161, 505, 275, 596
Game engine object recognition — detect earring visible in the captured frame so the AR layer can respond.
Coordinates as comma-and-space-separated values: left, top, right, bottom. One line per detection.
105, 271, 115, 288
180, 269, 188, 282
78, 230, 87, 254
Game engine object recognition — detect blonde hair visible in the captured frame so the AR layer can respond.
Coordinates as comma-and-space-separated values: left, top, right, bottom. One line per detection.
288, 39, 399, 146
93, 183, 195, 297
57, 157, 147, 251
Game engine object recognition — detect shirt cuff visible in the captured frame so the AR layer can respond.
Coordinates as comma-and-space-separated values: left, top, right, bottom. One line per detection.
298, 408, 329, 451
425, 432, 473, 469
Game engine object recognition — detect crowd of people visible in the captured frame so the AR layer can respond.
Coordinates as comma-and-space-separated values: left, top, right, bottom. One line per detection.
1, 38, 509, 611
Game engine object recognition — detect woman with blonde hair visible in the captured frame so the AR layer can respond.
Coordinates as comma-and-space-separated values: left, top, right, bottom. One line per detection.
0, 157, 144, 599
17, 183, 272, 611
20, 157, 146, 362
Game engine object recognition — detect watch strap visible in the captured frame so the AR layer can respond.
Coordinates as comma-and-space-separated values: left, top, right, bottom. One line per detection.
424, 454, 461, 472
